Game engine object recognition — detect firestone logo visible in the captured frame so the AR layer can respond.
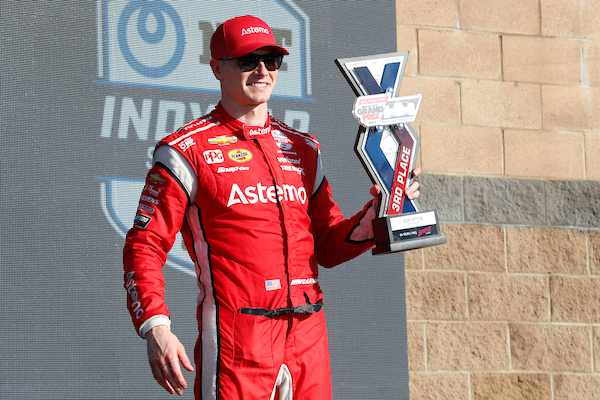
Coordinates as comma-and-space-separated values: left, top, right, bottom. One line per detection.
241, 26, 270, 36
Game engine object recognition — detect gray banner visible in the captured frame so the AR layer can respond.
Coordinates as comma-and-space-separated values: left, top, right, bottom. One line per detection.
1, 1, 408, 399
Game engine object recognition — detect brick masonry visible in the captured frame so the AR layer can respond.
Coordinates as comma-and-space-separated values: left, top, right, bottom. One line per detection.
396, 0, 600, 398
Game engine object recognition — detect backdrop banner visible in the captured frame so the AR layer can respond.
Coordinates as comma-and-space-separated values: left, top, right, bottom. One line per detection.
1, 1, 409, 398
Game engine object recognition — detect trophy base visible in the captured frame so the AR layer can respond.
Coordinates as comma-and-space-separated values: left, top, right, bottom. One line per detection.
372, 210, 447, 255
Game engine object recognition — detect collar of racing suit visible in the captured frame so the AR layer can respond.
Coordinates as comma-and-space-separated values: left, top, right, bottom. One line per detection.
214, 102, 273, 141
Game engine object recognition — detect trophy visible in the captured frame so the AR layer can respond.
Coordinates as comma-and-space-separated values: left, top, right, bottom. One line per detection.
336, 52, 446, 255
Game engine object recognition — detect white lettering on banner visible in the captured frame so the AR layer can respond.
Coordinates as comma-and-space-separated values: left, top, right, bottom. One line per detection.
98, 0, 312, 99
227, 183, 307, 207
100, 96, 213, 141
125, 271, 145, 319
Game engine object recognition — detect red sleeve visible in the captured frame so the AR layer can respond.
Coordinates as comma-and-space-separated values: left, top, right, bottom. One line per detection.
308, 177, 375, 268
123, 164, 188, 335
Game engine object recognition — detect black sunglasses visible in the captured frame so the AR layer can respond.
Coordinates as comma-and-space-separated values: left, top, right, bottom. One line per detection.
221, 53, 284, 72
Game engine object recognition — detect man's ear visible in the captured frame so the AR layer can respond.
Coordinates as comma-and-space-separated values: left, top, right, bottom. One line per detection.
210, 59, 223, 81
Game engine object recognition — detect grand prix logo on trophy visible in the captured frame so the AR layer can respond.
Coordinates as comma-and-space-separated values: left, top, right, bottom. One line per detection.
336, 52, 446, 254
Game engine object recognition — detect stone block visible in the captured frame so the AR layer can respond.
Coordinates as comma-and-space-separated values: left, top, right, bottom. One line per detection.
424, 224, 505, 272
427, 322, 509, 370
506, 227, 587, 274
418, 29, 500, 80
462, 80, 542, 130
554, 374, 600, 400
464, 176, 546, 225
472, 373, 551, 400
503, 35, 581, 85
459, 0, 540, 35
399, 76, 460, 125
541, 0, 584, 37
404, 247, 424, 270
510, 323, 591, 372
396, 27, 418, 75
585, 134, 600, 180
468, 274, 550, 322
504, 129, 584, 179
409, 372, 469, 400
546, 180, 600, 228
543, 86, 600, 132
591, 231, 600, 276
583, 1, 600, 40
551, 276, 600, 323
417, 174, 463, 222
407, 322, 425, 370
395, 0, 458, 28
405, 271, 466, 320
420, 125, 503, 175
583, 41, 600, 86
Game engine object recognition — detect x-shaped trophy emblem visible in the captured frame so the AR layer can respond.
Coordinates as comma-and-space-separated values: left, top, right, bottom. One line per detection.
336, 51, 446, 254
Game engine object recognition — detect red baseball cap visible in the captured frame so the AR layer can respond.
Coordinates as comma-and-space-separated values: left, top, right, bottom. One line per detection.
210, 15, 289, 60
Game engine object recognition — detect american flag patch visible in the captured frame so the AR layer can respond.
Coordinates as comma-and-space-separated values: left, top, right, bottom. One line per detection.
265, 279, 281, 291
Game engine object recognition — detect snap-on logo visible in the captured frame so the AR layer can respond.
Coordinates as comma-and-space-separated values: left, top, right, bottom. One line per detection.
227, 182, 307, 207
228, 149, 253, 163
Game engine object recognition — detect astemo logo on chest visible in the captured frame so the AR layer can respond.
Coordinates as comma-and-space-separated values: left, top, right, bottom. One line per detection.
227, 182, 307, 207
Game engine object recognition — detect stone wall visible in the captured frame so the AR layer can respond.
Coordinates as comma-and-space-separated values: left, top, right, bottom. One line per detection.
395, 0, 600, 398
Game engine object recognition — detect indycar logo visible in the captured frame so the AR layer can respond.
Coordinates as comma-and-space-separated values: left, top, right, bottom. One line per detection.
209, 135, 238, 146
228, 149, 253, 163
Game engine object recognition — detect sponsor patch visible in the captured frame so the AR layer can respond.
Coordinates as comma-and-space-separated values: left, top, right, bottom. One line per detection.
280, 165, 304, 175
217, 166, 250, 173
290, 278, 319, 286
149, 173, 164, 184
143, 185, 161, 197
265, 279, 281, 291
138, 204, 155, 215
276, 142, 293, 151
244, 125, 270, 137
140, 195, 159, 205
178, 137, 196, 152
228, 149, 253, 163
209, 135, 238, 146
133, 213, 152, 229
278, 156, 301, 165
204, 149, 224, 164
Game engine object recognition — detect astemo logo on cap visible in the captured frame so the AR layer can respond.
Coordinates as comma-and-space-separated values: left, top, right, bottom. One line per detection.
96, 0, 312, 99
241, 26, 270, 36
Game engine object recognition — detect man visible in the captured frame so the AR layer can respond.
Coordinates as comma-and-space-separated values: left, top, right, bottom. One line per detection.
123, 15, 420, 399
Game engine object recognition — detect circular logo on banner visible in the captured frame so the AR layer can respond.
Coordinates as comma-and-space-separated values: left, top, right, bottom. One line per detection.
117, 0, 185, 78
228, 149, 253, 163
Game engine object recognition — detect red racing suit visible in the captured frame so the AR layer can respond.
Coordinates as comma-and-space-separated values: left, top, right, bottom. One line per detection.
123, 103, 376, 399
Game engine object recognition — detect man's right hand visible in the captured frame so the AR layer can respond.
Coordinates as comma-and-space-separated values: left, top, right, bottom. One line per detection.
146, 325, 195, 396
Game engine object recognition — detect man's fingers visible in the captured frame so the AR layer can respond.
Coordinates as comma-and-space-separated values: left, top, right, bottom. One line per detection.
162, 359, 185, 395
166, 357, 188, 395
150, 362, 176, 394
179, 347, 195, 372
